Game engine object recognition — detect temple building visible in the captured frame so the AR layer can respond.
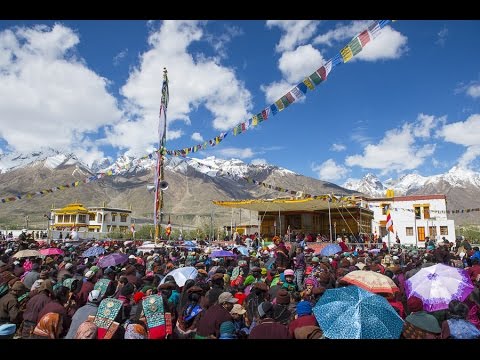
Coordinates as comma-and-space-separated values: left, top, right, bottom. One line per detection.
50, 203, 132, 233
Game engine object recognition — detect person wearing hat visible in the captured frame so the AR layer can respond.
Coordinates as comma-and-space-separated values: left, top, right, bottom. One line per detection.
288, 300, 318, 338
204, 273, 225, 309
230, 303, 249, 338
76, 269, 97, 308
64, 289, 102, 338
0, 323, 16, 339
271, 288, 292, 325
195, 291, 236, 339
37, 284, 71, 338
401, 296, 441, 339
248, 301, 290, 339
0, 281, 26, 327
20, 279, 54, 338
281, 269, 298, 292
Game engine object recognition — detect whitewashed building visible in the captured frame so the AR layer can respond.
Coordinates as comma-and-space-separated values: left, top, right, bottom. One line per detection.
50, 203, 132, 236
366, 194, 455, 246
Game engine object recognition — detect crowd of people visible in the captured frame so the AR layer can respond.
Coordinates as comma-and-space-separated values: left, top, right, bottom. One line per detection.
0, 233, 479, 339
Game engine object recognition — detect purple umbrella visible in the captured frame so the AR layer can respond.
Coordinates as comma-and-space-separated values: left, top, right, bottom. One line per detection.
97, 253, 129, 268
320, 244, 342, 257
209, 250, 237, 258
405, 263, 474, 312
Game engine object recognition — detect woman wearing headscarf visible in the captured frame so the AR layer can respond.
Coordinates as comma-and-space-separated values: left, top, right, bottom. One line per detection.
175, 286, 204, 339
124, 322, 148, 339
440, 300, 480, 339
401, 296, 441, 339
177, 279, 195, 314
74, 319, 97, 339
31, 312, 63, 339
20, 280, 53, 338
37, 285, 71, 338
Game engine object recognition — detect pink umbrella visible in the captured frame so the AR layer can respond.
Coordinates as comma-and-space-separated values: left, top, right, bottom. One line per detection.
39, 248, 64, 256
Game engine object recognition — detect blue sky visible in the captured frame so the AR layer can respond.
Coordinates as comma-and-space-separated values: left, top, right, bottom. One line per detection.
1, 20, 480, 186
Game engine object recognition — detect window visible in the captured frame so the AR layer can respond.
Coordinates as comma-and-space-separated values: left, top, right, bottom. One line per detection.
429, 226, 437, 237
78, 214, 87, 223
381, 204, 390, 215
414, 206, 421, 220
58, 215, 64, 223
417, 227, 425, 241
406, 227, 413, 236
89, 214, 95, 221
423, 206, 430, 219
111, 214, 116, 222
120, 214, 127, 223
440, 226, 448, 235
97, 213, 103, 222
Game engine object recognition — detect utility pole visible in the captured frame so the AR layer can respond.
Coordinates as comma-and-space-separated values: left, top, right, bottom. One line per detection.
328, 195, 332, 242
154, 68, 169, 245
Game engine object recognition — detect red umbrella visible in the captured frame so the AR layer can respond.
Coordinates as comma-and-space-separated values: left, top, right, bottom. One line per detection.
39, 248, 64, 256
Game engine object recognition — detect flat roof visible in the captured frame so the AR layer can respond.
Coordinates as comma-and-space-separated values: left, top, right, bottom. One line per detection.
367, 194, 446, 202
213, 195, 364, 212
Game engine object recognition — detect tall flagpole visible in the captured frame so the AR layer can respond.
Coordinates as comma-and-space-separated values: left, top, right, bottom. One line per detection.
154, 68, 169, 244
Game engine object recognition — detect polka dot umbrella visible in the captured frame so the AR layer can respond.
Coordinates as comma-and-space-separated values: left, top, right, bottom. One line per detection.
313, 285, 404, 339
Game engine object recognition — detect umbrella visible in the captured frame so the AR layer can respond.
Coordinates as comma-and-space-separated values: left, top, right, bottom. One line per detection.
405, 263, 474, 312
313, 285, 404, 339
160, 266, 198, 287
319, 244, 342, 256
368, 248, 381, 254
12, 249, 41, 258
39, 248, 64, 256
97, 253, 129, 268
209, 250, 236, 258
234, 246, 249, 256
341, 270, 399, 295
82, 246, 106, 258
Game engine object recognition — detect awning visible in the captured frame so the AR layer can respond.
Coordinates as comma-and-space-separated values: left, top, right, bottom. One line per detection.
213, 195, 359, 212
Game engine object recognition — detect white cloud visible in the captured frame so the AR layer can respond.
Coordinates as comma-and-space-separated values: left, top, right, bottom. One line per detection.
113, 48, 128, 66
251, 158, 267, 165
191, 132, 204, 142
278, 45, 325, 84
331, 143, 346, 152
261, 45, 324, 104
0, 24, 122, 166
437, 114, 480, 147
466, 84, 480, 99
204, 24, 243, 59
313, 20, 370, 46
355, 26, 408, 62
112, 20, 253, 156
437, 114, 480, 167
266, 20, 319, 52
346, 123, 436, 174
216, 147, 254, 159
413, 113, 445, 139
436, 26, 448, 47
311, 159, 349, 181
261, 80, 294, 105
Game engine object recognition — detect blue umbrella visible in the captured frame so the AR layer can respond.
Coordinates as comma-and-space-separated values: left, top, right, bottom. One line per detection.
320, 244, 342, 256
313, 285, 404, 339
82, 246, 106, 258
234, 246, 249, 256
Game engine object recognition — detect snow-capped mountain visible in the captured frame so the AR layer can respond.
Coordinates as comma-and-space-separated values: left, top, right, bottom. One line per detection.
0, 148, 89, 174
343, 167, 480, 197
343, 173, 387, 197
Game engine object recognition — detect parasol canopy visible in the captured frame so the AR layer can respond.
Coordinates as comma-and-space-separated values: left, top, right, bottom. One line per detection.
39, 248, 64, 256
313, 285, 404, 339
405, 263, 474, 312
12, 249, 41, 258
160, 266, 198, 287
97, 253, 129, 268
82, 246, 106, 258
341, 270, 399, 295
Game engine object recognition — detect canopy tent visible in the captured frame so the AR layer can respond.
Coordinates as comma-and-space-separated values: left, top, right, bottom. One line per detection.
213, 195, 359, 212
